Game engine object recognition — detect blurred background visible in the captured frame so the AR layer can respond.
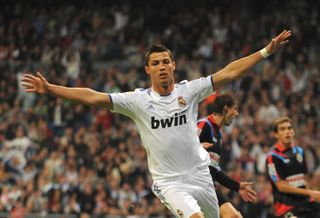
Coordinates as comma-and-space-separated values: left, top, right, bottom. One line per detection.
0, 0, 319, 217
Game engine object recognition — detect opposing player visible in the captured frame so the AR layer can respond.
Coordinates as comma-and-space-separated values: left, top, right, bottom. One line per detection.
198, 94, 257, 218
266, 117, 320, 217
22, 30, 291, 218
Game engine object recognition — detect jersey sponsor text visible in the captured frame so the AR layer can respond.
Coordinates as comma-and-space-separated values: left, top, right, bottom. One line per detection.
151, 111, 187, 129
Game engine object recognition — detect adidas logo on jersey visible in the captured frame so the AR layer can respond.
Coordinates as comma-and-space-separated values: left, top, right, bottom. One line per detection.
151, 112, 187, 129
146, 104, 155, 111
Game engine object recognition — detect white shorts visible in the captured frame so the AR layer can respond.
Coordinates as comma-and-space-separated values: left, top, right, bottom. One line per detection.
152, 167, 219, 218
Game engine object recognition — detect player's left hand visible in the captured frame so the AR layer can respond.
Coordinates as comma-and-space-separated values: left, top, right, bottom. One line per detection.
239, 182, 257, 202
266, 30, 292, 54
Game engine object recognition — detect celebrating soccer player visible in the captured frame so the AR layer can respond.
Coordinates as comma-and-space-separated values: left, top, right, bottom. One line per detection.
22, 30, 291, 218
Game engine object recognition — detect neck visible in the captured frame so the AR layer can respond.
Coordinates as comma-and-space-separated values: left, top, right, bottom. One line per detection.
152, 82, 174, 95
212, 114, 223, 128
282, 141, 293, 148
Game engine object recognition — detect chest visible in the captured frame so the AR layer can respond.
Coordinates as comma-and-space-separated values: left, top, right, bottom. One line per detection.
137, 93, 195, 130
278, 151, 305, 176
142, 93, 193, 117
199, 122, 222, 154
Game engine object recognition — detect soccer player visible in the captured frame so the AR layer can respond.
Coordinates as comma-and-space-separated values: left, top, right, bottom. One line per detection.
198, 94, 257, 218
22, 30, 291, 218
266, 117, 320, 218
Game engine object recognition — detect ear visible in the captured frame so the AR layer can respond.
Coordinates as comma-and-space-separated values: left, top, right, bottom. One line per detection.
292, 129, 295, 138
223, 105, 229, 114
172, 61, 176, 71
274, 131, 279, 139
145, 65, 150, 75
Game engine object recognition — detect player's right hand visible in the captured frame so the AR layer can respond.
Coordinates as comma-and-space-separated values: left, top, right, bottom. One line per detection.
22, 72, 50, 94
201, 142, 213, 150
309, 190, 320, 202
239, 182, 257, 202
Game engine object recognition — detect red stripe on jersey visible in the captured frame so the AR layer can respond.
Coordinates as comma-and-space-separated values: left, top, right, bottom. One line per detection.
275, 142, 291, 152
267, 155, 280, 181
274, 202, 294, 216
272, 149, 287, 158
197, 120, 206, 129
267, 155, 273, 164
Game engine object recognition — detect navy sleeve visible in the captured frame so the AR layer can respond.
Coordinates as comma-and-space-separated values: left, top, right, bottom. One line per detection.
199, 123, 218, 147
210, 166, 240, 192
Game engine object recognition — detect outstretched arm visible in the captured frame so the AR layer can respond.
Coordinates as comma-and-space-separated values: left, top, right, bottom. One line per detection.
275, 180, 320, 202
22, 72, 112, 109
210, 167, 257, 202
212, 30, 291, 88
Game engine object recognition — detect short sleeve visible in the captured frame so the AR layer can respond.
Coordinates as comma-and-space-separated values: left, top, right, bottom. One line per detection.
266, 154, 285, 182
187, 76, 214, 103
109, 91, 137, 119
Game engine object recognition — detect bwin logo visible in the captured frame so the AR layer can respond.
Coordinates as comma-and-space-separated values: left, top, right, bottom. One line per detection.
151, 113, 187, 129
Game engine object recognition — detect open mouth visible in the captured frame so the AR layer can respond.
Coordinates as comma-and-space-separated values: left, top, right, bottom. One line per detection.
159, 73, 167, 79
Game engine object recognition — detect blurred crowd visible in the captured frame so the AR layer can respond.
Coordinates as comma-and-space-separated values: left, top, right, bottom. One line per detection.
0, 0, 319, 217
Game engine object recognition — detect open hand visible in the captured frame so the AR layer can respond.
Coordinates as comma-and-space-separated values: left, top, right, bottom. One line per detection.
21, 72, 50, 94
239, 182, 257, 202
266, 30, 292, 54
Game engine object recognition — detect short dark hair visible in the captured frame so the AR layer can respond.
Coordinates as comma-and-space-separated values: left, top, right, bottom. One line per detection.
211, 94, 237, 114
145, 44, 174, 66
273, 116, 293, 132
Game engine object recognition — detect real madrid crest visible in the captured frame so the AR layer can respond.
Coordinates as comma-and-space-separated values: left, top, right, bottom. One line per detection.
296, 153, 303, 163
177, 209, 184, 217
178, 96, 186, 107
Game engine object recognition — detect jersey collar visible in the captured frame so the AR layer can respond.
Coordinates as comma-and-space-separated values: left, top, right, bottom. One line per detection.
150, 86, 173, 97
207, 115, 221, 129
275, 141, 293, 152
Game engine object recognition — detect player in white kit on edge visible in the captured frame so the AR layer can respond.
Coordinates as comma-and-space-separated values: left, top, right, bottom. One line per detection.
21, 30, 291, 218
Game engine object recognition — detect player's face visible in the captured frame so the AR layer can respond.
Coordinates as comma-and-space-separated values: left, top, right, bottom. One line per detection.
223, 105, 239, 126
145, 52, 176, 92
275, 121, 295, 146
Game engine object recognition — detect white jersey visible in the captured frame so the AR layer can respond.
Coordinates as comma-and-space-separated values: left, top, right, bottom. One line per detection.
110, 76, 214, 182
